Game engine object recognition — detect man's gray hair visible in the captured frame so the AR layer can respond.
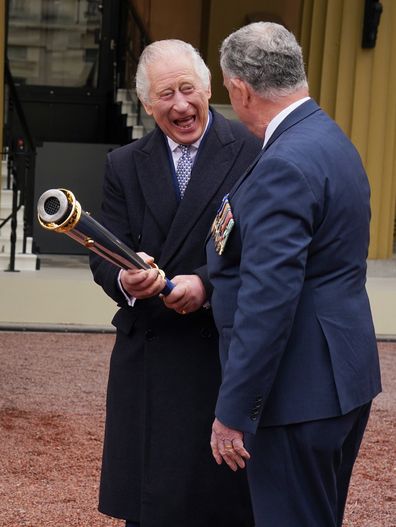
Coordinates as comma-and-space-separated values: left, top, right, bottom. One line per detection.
220, 22, 308, 100
136, 39, 211, 104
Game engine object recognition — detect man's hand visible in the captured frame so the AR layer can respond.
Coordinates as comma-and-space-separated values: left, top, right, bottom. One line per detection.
162, 275, 206, 314
120, 252, 166, 299
210, 417, 250, 471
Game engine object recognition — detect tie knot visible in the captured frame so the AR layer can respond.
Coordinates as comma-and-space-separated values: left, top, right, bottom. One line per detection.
179, 144, 191, 155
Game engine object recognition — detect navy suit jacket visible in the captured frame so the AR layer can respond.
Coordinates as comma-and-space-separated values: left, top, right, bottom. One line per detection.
207, 99, 381, 434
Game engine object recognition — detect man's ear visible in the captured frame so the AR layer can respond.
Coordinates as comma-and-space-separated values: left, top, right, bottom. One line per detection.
207, 72, 212, 100
142, 101, 153, 116
230, 78, 251, 107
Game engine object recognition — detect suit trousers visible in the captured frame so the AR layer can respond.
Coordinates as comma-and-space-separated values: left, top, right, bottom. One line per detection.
244, 403, 371, 527
125, 522, 139, 527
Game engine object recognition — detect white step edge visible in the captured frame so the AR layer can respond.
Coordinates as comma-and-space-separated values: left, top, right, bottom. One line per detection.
0, 189, 21, 208
0, 252, 38, 271
131, 125, 145, 140
127, 113, 138, 127
0, 207, 24, 223
0, 236, 32, 254
121, 101, 136, 115
1, 159, 8, 177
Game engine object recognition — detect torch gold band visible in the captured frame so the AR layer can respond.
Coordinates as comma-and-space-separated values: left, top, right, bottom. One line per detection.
37, 188, 82, 232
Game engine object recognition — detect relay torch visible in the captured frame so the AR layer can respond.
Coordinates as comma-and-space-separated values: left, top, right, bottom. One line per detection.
37, 188, 175, 296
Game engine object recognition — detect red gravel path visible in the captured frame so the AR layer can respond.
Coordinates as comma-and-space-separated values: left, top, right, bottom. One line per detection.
0, 332, 394, 526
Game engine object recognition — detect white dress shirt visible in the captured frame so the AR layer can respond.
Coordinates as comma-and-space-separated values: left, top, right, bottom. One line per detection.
263, 97, 311, 148
118, 115, 211, 306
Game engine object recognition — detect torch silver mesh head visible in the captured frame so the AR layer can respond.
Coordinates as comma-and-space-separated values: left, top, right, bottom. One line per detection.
37, 189, 69, 224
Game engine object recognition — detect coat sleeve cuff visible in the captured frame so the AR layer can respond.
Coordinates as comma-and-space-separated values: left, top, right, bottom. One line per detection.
193, 264, 213, 303
215, 392, 264, 435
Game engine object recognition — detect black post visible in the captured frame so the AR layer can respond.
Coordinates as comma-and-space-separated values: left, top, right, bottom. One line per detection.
22, 149, 36, 253
6, 166, 19, 272
362, 0, 383, 48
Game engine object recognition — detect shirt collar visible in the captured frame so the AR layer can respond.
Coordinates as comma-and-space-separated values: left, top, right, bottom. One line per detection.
263, 97, 311, 148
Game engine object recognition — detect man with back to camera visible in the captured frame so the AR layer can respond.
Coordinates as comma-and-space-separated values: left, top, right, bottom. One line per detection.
90, 39, 261, 527
207, 22, 382, 527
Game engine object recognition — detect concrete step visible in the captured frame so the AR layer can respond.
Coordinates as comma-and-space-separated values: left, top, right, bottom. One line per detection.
0, 207, 24, 226
1, 174, 10, 189
1, 159, 8, 178
0, 251, 38, 271
131, 125, 144, 140
0, 188, 21, 208
117, 88, 158, 140
116, 88, 128, 102
1, 158, 10, 191
126, 113, 138, 127
0, 235, 33, 254
0, 225, 25, 241
117, 88, 156, 141
121, 101, 136, 115
116, 88, 138, 104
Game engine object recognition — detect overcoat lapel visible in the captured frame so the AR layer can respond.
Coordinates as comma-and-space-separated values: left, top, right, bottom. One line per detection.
134, 128, 178, 238
158, 112, 245, 269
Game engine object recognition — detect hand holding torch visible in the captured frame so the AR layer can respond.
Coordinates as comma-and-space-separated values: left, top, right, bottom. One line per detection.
37, 188, 175, 296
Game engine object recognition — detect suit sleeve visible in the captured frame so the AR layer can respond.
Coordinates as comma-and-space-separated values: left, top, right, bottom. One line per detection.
215, 156, 319, 433
89, 154, 134, 306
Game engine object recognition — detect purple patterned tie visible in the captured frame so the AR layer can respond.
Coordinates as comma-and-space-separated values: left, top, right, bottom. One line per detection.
176, 145, 193, 198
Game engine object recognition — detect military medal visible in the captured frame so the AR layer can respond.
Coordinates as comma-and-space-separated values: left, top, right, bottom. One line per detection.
211, 194, 235, 255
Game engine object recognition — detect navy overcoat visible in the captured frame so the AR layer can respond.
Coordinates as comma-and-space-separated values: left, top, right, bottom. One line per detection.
90, 109, 261, 526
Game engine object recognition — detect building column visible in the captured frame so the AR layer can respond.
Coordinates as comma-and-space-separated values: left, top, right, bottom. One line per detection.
301, 0, 396, 258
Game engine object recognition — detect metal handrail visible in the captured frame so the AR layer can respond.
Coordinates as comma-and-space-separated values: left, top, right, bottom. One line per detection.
2, 59, 37, 270
4, 60, 35, 152
0, 204, 22, 231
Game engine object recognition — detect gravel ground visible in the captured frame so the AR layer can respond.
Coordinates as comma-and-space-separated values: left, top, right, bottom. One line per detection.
0, 332, 394, 527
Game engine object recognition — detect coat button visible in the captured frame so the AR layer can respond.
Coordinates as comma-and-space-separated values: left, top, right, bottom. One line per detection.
145, 329, 156, 341
250, 408, 260, 420
200, 328, 213, 339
